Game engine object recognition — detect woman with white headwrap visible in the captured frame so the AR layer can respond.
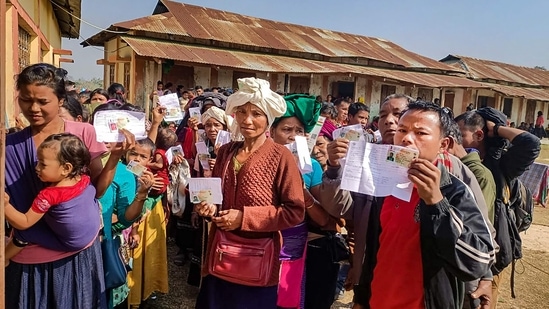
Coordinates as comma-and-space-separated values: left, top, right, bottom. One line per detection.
194, 78, 305, 309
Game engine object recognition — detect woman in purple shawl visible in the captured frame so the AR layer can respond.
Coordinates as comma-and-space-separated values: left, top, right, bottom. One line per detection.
5, 64, 133, 309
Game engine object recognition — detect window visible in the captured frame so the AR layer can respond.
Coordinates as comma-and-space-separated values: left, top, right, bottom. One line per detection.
417, 88, 433, 102
109, 65, 115, 85
477, 96, 495, 108
18, 27, 31, 72
502, 98, 513, 117
380, 85, 396, 103
124, 63, 131, 94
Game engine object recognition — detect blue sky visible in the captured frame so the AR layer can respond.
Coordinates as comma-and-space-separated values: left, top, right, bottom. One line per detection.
61, 0, 549, 80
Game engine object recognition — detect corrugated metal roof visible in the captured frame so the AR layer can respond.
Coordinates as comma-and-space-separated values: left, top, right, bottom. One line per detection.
485, 84, 549, 101
97, 0, 460, 73
441, 55, 549, 87
121, 36, 484, 89
50, 0, 82, 38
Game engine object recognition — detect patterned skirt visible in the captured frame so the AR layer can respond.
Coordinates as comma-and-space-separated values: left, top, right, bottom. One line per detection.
5, 238, 107, 309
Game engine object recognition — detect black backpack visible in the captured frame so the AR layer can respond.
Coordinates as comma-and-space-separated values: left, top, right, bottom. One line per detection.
492, 176, 534, 297
507, 178, 534, 233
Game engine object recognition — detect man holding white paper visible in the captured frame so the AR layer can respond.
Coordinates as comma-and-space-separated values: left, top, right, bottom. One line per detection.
322, 100, 494, 309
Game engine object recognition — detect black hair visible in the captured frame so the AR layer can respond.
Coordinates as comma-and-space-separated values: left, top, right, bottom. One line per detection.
165, 82, 173, 89
320, 103, 338, 119
89, 88, 109, 101
107, 83, 126, 104
447, 120, 463, 145
333, 98, 349, 107
61, 94, 84, 120
454, 111, 486, 132
195, 85, 203, 90
16, 63, 67, 100
538, 111, 543, 117
403, 101, 454, 138
81, 105, 90, 123
156, 128, 178, 150
39, 133, 91, 178
136, 138, 156, 156
157, 80, 163, 86
348, 102, 370, 117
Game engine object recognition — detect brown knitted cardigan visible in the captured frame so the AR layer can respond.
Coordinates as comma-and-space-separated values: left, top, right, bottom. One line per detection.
202, 138, 305, 286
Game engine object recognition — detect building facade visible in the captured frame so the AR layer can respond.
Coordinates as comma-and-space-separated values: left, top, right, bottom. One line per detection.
441, 55, 549, 124
84, 0, 484, 117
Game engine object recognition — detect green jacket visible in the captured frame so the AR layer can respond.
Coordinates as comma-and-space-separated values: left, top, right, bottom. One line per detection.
461, 152, 497, 223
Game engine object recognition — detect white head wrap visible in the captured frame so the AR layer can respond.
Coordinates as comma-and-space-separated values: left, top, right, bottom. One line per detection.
225, 77, 286, 126
201, 106, 234, 130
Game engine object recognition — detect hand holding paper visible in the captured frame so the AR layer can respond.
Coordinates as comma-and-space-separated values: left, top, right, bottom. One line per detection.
158, 93, 184, 121
94, 110, 147, 142
188, 178, 223, 204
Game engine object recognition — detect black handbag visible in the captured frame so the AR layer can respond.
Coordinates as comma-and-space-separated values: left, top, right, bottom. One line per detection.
101, 235, 128, 290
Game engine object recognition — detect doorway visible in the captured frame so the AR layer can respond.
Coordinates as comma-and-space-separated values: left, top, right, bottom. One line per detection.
525, 100, 536, 124
380, 85, 397, 103
332, 82, 355, 100
444, 92, 455, 112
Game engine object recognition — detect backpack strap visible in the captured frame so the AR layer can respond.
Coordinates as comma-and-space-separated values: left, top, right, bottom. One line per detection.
511, 260, 517, 298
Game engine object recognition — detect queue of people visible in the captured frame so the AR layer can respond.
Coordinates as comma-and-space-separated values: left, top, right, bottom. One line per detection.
3, 62, 541, 309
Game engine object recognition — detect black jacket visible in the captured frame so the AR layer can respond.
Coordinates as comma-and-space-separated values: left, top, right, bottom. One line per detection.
354, 167, 495, 309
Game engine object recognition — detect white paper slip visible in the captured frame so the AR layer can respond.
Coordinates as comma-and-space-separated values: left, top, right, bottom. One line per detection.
374, 130, 382, 142
195, 141, 211, 170
195, 141, 209, 154
197, 129, 206, 142
307, 116, 326, 154
158, 93, 184, 121
126, 160, 146, 177
188, 177, 223, 204
340, 142, 418, 202
332, 124, 365, 141
295, 136, 313, 174
189, 107, 202, 124
166, 145, 184, 165
93, 110, 147, 142
285, 136, 313, 174
215, 130, 231, 147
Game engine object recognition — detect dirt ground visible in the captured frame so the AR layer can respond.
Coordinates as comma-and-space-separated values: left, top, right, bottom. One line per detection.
144, 206, 549, 309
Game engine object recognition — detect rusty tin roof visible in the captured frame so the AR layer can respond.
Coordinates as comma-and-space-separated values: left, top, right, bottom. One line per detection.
85, 0, 459, 72
441, 55, 549, 87
122, 36, 484, 89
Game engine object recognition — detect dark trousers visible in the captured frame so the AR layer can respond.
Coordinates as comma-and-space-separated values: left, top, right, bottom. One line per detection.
304, 237, 341, 309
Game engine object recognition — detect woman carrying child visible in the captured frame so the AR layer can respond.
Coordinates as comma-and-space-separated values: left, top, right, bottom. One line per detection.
5, 63, 132, 308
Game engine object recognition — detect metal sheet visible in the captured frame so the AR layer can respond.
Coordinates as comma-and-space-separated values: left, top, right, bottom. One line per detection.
486, 84, 549, 101
109, 0, 461, 72
121, 36, 484, 89
449, 55, 549, 87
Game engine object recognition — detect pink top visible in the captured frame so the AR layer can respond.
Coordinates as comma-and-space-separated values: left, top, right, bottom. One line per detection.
12, 120, 106, 264
536, 115, 544, 127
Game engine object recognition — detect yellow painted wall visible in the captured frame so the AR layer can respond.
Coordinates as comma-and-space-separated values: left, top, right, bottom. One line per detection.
2, 0, 67, 127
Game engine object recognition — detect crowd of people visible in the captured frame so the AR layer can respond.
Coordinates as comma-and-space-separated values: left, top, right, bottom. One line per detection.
3, 62, 541, 309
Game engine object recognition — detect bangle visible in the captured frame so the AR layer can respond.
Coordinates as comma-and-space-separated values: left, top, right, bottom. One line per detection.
134, 194, 147, 202
306, 202, 315, 209
12, 238, 28, 248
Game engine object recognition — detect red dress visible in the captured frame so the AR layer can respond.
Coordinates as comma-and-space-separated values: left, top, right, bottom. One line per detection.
149, 149, 170, 196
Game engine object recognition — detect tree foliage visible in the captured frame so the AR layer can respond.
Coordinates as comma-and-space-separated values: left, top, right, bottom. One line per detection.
67, 76, 104, 91
534, 66, 547, 71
